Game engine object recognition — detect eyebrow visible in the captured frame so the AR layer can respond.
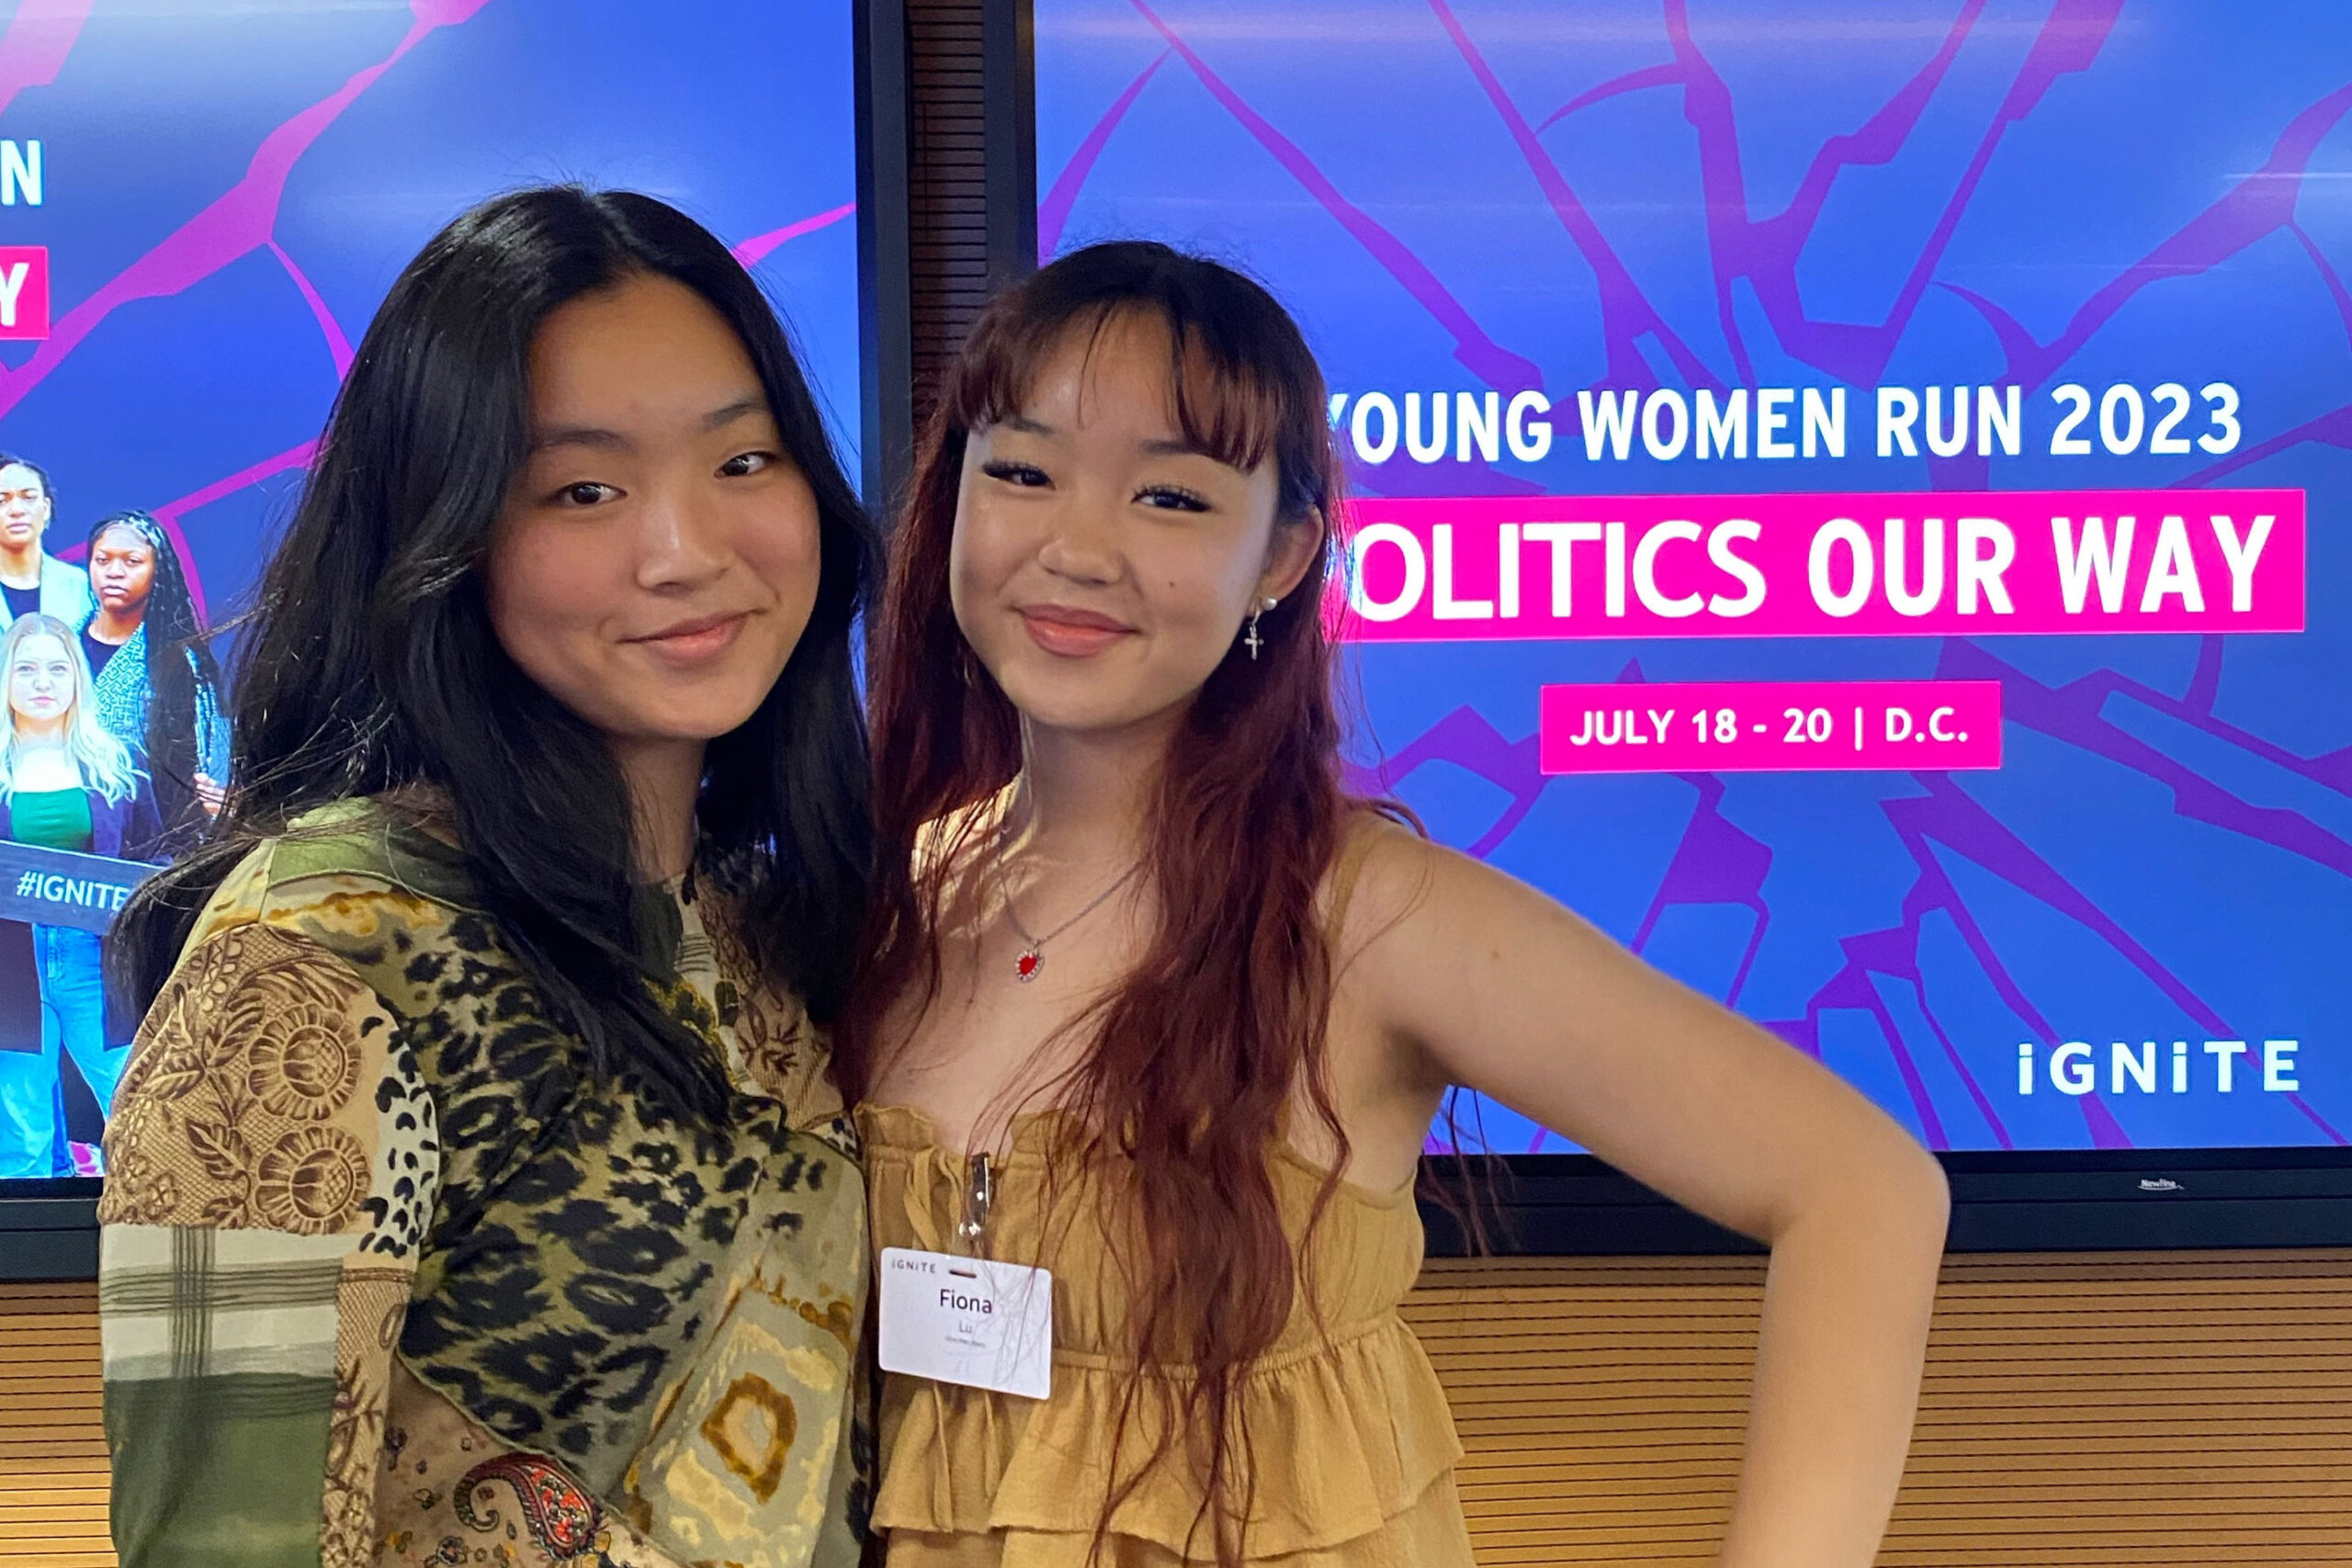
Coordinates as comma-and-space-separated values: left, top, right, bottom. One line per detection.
1002, 417, 1222, 464
1140, 436, 1219, 459
700, 395, 769, 433
527, 394, 771, 454
528, 424, 630, 456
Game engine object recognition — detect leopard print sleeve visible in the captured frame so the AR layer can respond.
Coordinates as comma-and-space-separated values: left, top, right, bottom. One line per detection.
98, 920, 440, 1568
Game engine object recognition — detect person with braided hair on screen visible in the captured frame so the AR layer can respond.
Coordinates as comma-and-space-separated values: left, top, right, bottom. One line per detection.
81, 510, 231, 853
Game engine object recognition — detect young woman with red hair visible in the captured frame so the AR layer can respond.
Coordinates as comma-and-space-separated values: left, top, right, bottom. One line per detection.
851, 241, 1951, 1568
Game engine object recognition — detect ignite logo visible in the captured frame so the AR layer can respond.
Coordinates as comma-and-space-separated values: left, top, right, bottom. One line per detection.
2018, 1039, 2301, 1097
0, 246, 49, 339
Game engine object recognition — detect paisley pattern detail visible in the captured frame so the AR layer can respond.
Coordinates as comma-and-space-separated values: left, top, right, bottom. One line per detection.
100, 903, 443, 1568
454, 1451, 605, 1558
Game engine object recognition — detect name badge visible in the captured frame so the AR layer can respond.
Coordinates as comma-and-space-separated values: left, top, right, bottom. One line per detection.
877, 1246, 1054, 1400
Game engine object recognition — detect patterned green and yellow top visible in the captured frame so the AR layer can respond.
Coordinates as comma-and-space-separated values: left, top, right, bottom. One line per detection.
97, 804, 872, 1568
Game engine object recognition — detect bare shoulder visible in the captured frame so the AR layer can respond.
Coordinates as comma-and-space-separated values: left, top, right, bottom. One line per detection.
1329, 808, 1543, 965
1326, 811, 1427, 953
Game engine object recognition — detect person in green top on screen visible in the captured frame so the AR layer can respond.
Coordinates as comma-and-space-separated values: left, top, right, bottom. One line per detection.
0, 454, 97, 634
0, 613, 161, 1178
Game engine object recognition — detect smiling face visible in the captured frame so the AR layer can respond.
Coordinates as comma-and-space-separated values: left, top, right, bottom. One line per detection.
7, 632, 74, 732
0, 463, 51, 556
948, 310, 1319, 740
89, 525, 157, 619
483, 271, 823, 760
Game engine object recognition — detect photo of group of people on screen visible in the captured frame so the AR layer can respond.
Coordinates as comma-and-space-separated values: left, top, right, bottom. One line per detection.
0, 451, 228, 1179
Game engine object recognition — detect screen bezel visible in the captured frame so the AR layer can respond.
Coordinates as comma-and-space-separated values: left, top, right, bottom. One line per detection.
9, 0, 2348, 1279
1415, 1148, 2352, 1257
17, 1145, 2352, 1281
1, 1181, 100, 1280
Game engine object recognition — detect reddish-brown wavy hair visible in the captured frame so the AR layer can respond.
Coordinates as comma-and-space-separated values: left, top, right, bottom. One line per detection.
846, 241, 1368, 1563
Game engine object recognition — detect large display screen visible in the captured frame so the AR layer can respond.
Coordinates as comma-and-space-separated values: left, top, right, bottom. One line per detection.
1036, 0, 2352, 1155
0, 0, 861, 1181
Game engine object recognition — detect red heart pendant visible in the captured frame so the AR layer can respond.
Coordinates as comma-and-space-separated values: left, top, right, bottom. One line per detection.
1015, 950, 1042, 982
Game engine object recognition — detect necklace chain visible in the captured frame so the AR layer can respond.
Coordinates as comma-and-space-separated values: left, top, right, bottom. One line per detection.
996, 834, 1142, 984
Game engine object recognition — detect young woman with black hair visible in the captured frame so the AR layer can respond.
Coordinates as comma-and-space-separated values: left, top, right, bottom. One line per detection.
82, 510, 231, 851
0, 453, 95, 633
97, 187, 879, 1568
851, 243, 1950, 1568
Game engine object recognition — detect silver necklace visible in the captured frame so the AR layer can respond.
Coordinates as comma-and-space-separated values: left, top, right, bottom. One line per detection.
997, 844, 1142, 985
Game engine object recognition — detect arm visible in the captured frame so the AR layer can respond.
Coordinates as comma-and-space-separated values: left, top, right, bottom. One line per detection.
1347, 830, 1947, 1568
99, 919, 439, 1568
126, 772, 167, 863
190, 651, 230, 813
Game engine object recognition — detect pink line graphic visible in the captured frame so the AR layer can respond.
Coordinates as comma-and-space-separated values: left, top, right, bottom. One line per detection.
733, 201, 857, 268
267, 241, 356, 378
0, 0, 94, 119
1040, 50, 1169, 256
5, 0, 861, 615
0, 0, 500, 423
1125, 0, 1541, 391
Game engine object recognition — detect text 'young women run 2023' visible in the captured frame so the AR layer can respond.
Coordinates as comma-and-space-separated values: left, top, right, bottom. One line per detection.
1036, 0, 2352, 1155
0, 0, 859, 1179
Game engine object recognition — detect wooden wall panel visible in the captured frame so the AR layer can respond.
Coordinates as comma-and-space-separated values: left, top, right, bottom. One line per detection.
8, 1254, 2352, 1563
0, 1280, 111, 1567
1406, 1249, 2352, 1565
906, 0, 989, 433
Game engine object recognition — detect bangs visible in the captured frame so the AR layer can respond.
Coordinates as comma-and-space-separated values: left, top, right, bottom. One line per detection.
951, 296, 1301, 484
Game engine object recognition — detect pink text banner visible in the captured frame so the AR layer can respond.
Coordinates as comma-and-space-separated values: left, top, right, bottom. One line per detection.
1331, 489, 2304, 642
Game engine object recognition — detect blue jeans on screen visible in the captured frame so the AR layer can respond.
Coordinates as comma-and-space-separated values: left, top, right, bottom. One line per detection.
0, 926, 128, 1179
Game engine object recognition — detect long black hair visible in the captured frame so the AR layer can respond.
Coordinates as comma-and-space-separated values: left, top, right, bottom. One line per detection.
110, 186, 877, 1118
85, 510, 222, 841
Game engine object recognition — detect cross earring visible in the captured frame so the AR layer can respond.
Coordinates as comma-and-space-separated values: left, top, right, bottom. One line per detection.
1244, 595, 1278, 660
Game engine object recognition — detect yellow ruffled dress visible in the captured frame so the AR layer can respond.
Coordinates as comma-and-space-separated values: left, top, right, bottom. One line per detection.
858, 1104, 1475, 1566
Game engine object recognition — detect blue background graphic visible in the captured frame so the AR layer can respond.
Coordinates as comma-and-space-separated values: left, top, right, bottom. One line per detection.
0, 0, 860, 1174
0, 0, 862, 626
1036, 0, 2352, 1152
